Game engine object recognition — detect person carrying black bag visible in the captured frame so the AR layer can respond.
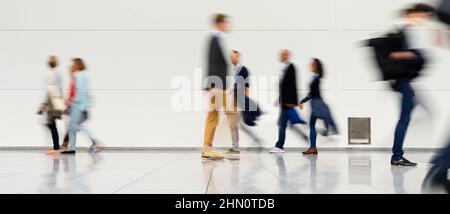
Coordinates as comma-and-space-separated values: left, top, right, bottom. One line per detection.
368, 3, 435, 166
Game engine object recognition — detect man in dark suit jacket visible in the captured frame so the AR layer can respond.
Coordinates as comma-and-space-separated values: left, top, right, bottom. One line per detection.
270, 49, 302, 153
205, 28, 228, 90
202, 13, 233, 160
279, 61, 298, 107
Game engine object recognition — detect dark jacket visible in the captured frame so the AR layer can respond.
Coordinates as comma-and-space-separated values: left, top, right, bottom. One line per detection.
279, 63, 298, 106
233, 66, 250, 95
300, 75, 322, 104
234, 66, 261, 126
367, 27, 425, 80
205, 35, 228, 90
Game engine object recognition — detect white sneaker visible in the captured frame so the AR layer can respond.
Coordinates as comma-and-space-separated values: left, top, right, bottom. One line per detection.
269, 147, 285, 154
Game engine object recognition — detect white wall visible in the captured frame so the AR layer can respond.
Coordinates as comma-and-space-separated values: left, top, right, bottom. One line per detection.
1, 0, 449, 148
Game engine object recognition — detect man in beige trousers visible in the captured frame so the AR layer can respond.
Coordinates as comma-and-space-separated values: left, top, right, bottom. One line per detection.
202, 13, 240, 160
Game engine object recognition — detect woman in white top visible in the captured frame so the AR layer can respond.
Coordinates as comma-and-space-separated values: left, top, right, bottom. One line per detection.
37, 56, 64, 154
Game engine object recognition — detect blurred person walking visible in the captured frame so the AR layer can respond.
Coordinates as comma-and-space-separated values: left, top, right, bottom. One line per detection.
61, 58, 102, 154
388, 4, 435, 166
299, 58, 338, 155
422, 137, 450, 193
202, 13, 236, 160
224, 50, 263, 157
367, 3, 435, 166
270, 49, 307, 154
37, 56, 65, 154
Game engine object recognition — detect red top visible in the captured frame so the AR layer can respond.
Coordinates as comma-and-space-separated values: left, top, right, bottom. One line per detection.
67, 76, 76, 104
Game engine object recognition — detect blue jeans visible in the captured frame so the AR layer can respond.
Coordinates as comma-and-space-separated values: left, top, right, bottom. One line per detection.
392, 79, 416, 161
311, 99, 338, 135
275, 108, 289, 149
68, 106, 95, 151
309, 115, 318, 148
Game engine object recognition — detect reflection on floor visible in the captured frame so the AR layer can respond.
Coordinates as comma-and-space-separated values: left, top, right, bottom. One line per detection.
0, 150, 446, 194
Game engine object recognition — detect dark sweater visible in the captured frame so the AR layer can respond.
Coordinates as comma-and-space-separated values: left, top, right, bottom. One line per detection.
233, 66, 250, 94
205, 35, 228, 90
300, 75, 322, 104
279, 63, 298, 106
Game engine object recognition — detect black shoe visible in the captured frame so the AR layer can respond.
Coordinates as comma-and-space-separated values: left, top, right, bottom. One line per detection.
61, 150, 76, 154
391, 158, 417, 166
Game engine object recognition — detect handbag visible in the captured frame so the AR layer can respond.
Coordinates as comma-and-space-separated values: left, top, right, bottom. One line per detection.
48, 85, 66, 112
287, 108, 306, 125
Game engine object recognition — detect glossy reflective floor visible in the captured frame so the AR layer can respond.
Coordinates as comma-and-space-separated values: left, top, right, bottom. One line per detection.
0, 150, 446, 194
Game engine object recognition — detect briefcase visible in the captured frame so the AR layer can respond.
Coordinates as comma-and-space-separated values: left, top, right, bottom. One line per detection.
48, 85, 66, 112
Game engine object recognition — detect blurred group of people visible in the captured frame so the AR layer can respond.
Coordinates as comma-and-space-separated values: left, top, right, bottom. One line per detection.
366, 2, 450, 192
34, 2, 449, 193
38, 56, 102, 155
201, 14, 338, 160
201, 2, 448, 189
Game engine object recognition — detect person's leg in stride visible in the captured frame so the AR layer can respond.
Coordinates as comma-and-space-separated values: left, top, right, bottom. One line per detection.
77, 111, 103, 153
422, 140, 450, 193
325, 113, 338, 135
202, 89, 225, 160
270, 108, 289, 153
391, 79, 417, 166
319, 104, 338, 136
422, 162, 450, 193
224, 111, 240, 156
320, 119, 330, 136
82, 127, 101, 152
46, 117, 60, 154
61, 134, 69, 150
62, 107, 83, 154
303, 115, 318, 155
60, 111, 71, 151
224, 92, 241, 157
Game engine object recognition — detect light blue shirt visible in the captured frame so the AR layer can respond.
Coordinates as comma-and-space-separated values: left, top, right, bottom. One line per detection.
73, 71, 90, 111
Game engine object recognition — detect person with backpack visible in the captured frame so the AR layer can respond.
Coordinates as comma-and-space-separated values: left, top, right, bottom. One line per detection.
368, 4, 435, 166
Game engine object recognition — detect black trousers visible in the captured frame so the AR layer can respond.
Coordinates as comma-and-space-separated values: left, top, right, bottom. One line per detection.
47, 118, 60, 150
